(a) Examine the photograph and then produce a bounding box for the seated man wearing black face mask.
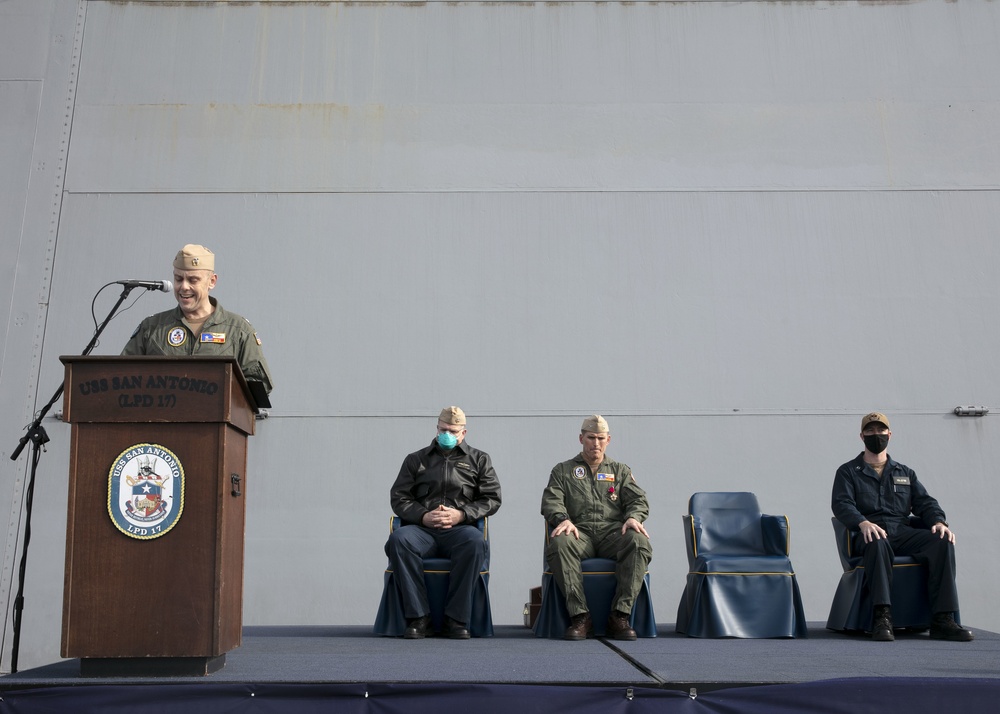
[832,411,973,643]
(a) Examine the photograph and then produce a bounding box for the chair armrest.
[682,514,699,567]
[830,516,857,569]
[760,514,790,556]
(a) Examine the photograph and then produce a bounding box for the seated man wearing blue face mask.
[385,406,502,639]
[832,411,973,643]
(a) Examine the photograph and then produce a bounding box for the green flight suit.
[122,297,273,393]
[540,453,652,617]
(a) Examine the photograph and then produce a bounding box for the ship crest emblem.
[108,444,185,540]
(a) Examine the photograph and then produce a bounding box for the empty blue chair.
[676,492,807,638]
[373,516,493,637]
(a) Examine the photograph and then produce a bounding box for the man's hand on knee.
[622,517,649,538]
[931,522,956,544]
[551,519,580,539]
[858,520,887,543]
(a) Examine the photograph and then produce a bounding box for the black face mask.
[863,433,889,454]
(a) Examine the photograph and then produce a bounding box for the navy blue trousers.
[385,524,487,625]
[854,525,960,614]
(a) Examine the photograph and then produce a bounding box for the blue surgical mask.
[437,431,458,450]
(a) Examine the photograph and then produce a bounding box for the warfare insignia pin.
[108,444,185,540]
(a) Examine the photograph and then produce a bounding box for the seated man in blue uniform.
[832,411,973,642]
[386,406,502,639]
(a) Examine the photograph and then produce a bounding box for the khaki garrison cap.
[439,406,467,426]
[581,414,609,433]
[173,244,215,271]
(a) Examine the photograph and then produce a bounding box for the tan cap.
[581,414,609,434]
[439,406,466,426]
[173,244,215,271]
[861,412,890,430]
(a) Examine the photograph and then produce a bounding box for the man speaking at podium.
[122,244,273,395]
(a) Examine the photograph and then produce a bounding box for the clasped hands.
[421,504,466,529]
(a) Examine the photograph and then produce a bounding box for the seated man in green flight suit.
[541,415,652,641]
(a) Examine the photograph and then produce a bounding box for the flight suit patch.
[168,328,187,347]
[201,332,226,344]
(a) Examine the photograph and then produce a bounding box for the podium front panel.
[59,357,255,661]
[62,422,247,658]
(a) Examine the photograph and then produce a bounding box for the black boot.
[443,616,471,640]
[404,615,431,639]
[930,612,974,642]
[871,605,894,642]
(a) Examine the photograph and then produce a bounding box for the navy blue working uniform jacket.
[832,453,947,535]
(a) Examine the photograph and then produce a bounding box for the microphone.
[116,279,173,292]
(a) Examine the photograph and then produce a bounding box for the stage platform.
[1,623,998,713]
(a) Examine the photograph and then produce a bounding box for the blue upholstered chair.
[826,517,946,633]
[373,516,494,637]
[532,523,657,638]
[675,492,808,638]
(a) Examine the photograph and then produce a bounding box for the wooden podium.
[60,356,259,676]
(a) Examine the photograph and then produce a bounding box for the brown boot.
[606,610,637,641]
[564,612,593,641]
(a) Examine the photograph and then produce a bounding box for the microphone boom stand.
[7,285,139,673]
